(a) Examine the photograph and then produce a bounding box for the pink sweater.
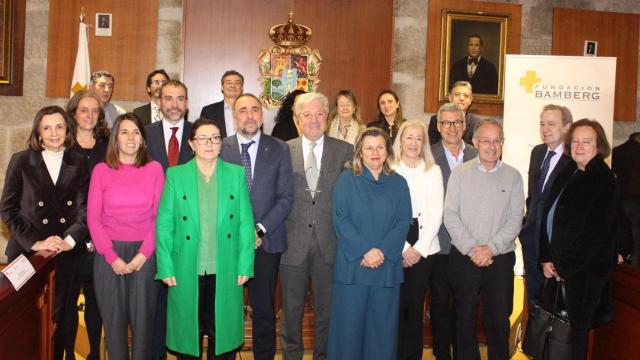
[88,161,165,264]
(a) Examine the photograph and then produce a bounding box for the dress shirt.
[162,118,185,153]
[302,134,324,171]
[476,157,503,173]
[542,143,564,190]
[443,141,466,171]
[467,56,482,77]
[151,102,162,123]
[224,101,236,136]
[236,131,261,176]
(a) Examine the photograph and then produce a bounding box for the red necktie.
[168,127,179,167]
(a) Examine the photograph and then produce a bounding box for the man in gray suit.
[429,102,478,360]
[279,93,353,360]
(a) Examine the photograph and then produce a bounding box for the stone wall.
[1,0,639,261]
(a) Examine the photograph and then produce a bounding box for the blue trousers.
[327,282,400,360]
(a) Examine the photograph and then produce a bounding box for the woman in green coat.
[155,118,255,359]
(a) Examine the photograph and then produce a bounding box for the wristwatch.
[255,224,265,238]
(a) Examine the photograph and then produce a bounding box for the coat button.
[308,224,312,228]
[312,201,316,205]
[230,195,234,200]
[183,195,187,200]
[230,214,234,219]
[67,200,73,206]
[38,201,44,207]
[186,235,190,240]
[42,219,48,224]
[227,234,231,238]
[183,216,187,221]
[60,218,66,224]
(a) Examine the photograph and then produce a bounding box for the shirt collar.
[302,134,324,147]
[237,131,261,145]
[475,157,503,173]
[548,142,564,156]
[162,118,184,129]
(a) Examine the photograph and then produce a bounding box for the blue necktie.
[241,141,255,190]
[538,150,556,194]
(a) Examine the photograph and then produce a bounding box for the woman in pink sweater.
[87,113,165,360]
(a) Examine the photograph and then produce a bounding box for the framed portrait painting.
[440,11,509,103]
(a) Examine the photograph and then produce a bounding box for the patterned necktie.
[538,150,556,194]
[154,108,162,123]
[241,140,255,190]
[306,142,319,198]
[168,127,179,167]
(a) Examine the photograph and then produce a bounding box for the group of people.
[0,66,628,360]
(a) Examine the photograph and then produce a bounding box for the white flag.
[70,22,91,97]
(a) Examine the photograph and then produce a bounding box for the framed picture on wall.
[439,11,509,104]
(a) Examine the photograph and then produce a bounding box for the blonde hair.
[392,119,436,171]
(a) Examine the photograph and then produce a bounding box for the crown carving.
[269,12,312,48]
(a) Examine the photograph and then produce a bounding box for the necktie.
[538,150,556,194]
[467,57,479,65]
[168,127,179,167]
[306,142,319,197]
[241,141,255,191]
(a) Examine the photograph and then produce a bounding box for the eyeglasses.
[193,135,222,145]
[477,138,504,146]
[439,120,464,128]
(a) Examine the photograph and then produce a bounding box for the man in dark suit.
[200,70,244,138]
[220,93,294,360]
[145,80,194,360]
[520,104,573,301]
[449,34,498,95]
[279,93,353,360]
[428,81,479,145]
[429,102,477,360]
[133,69,170,126]
[612,132,640,266]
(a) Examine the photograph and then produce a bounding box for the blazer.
[520,144,572,255]
[1,149,89,261]
[430,141,477,253]
[449,56,498,94]
[220,133,294,253]
[133,103,153,126]
[427,112,479,146]
[281,136,353,266]
[200,101,229,138]
[146,120,194,171]
[155,158,254,356]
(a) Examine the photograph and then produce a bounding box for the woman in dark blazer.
[368,89,405,144]
[540,119,619,360]
[65,90,109,360]
[1,106,89,360]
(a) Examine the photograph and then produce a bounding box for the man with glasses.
[444,119,524,359]
[90,70,126,128]
[280,93,353,360]
[134,69,170,126]
[428,81,479,145]
[428,102,477,359]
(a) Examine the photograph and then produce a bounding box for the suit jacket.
[612,139,640,198]
[146,120,194,171]
[200,101,229,138]
[1,149,89,261]
[133,103,153,126]
[520,144,573,260]
[427,112,479,145]
[430,141,477,253]
[155,158,254,356]
[281,136,353,266]
[220,133,294,253]
[449,56,498,94]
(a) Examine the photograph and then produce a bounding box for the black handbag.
[522,281,572,360]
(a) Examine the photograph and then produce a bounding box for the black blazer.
[1,149,89,261]
[449,56,498,94]
[539,156,618,279]
[145,120,194,171]
[133,103,152,126]
[200,100,228,138]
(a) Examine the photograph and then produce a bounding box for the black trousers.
[448,247,515,360]
[53,252,81,360]
[429,253,456,360]
[248,248,281,360]
[398,255,435,360]
[176,275,237,360]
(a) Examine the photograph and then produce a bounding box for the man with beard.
[133,69,170,126]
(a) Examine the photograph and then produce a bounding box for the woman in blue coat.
[327,127,413,360]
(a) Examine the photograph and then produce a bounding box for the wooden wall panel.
[46,0,158,101]
[183,0,394,122]
[552,8,639,122]
[424,0,522,116]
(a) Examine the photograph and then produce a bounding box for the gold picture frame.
[439,10,509,104]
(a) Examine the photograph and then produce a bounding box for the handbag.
[406,217,419,246]
[522,281,572,360]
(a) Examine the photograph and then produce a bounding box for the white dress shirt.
[302,134,324,171]
[223,101,236,136]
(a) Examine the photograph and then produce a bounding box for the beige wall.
[1,0,639,261]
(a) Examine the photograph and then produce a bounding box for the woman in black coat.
[540,118,619,360]
[1,106,89,360]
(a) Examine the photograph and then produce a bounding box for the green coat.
[155,158,254,356]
